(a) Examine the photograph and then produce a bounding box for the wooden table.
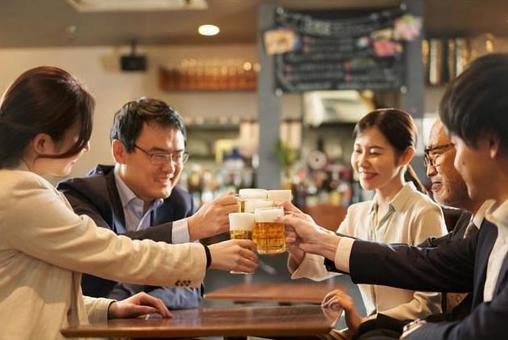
[61,305,341,339]
[204,282,340,304]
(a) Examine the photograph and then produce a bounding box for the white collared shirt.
[292,182,446,321]
[114,165,190,243]
[483,200,508,302]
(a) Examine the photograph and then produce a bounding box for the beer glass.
[243,199,273,213]
[238,188,268,212]
[253,207,286,255]
[267,189,293,202]
[228,212,255,274]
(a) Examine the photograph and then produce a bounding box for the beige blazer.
[0,168,207,340]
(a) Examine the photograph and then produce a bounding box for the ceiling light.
[198,25,220,36]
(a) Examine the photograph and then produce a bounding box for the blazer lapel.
[473,221,498,306]
[105,169,126,232]
[493,250,508,297]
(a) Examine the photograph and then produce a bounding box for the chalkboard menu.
[272,8,408,92]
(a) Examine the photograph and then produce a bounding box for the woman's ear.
[111,139,127,164]
[31,133,55,155]
[400,146,416,166]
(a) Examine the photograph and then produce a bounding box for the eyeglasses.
[423,143,455,168]
[134,144,189,166]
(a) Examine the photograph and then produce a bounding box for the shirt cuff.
[334,237,355,272]
[290,253,335,281]
[172,218,191,244]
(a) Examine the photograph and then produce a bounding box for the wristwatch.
[400,319,427,339]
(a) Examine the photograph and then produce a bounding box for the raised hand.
[208,239,258,273]
[279,201,316,224]
[322,289,365,334]
[108,292,172,319]
[279,201,317,266]
[188,192,239,240]
[280,213,340,260]
[285,224,306,267]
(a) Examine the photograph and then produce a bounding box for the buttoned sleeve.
[1,172,207,288]
[82,296,114,324]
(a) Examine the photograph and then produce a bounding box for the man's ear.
[31,133,55,155]
[400,146,416,166]
[488,134,501,159]
[112,139,127,164]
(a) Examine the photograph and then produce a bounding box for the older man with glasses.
[58,97,239,309]
[419,120,488,320]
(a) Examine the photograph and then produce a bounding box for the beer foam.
[244,199,274,213]
[238,188,268,199]
[267,190,292,202]
[229,212,255,230]
[254,207,284,223]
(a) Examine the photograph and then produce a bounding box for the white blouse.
[292,183,447,321]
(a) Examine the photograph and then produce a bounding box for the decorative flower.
[394,14,422,41]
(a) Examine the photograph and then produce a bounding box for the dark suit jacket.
[57,164,201,308]
[419,211,475,319]
[419,211,473,248]
[341,220,507,339]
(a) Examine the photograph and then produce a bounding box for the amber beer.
[229,213,255,240]
[253,207,286,255]
[229,212,255,274]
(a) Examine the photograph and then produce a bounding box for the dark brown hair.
[0,66,94,168]
[353,108,426,193]
[110,97,186,152]
[440,53,508,148]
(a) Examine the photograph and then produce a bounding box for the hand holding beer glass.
[228,212,255,274]
[232,189,291,256]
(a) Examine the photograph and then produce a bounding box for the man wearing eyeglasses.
[419,120,489,319]
[58,97,241,309]
[423,120,484,244]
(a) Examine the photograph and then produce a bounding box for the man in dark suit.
[418,120,485,318]
[349,119,486,336]
[58,97,238,309]
[284,53,508,339]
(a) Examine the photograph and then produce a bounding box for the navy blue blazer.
[57,164,201,308]
[342,219,507,339]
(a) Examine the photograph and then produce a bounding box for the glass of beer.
[228,212,255,274]
[237,188,268,212]
[267,189,293,202]
[253,207,286,255]
[243,199,273,213]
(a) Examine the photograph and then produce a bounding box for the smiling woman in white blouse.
[285,108,447,336]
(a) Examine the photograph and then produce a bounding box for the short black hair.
[110,97,186,152]
[439,53,508,148]
[0,66,94,168]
